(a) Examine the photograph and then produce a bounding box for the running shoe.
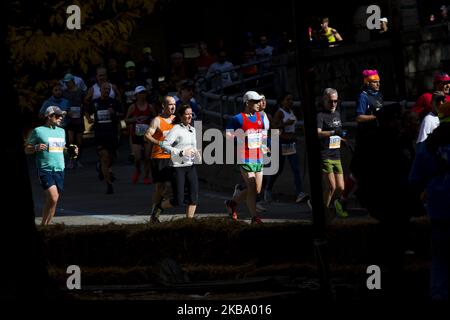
[296,192,310,203]
[150,215,161,224]
[224,200,238,221]
[334,199,349,218]
[251,216,263,224]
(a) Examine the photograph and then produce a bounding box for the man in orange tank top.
[144,96,176,223]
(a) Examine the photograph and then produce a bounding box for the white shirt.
[162,124,200,167]
[417,112,440,143]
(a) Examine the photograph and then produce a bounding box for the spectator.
[206,50,237,92]
[138,46,160,90]
[315,17,343,47]
[167,52,189,92]
[195,41,216,76]
[255,34,274,71]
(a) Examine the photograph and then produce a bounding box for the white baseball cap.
[134,86,146,94]
[243,91,263,103]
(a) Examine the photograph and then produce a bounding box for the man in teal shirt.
[25,106,77,226]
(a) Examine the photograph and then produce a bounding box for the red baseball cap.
[434,72,450,82]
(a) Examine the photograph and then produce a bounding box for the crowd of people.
[22,19,450,299]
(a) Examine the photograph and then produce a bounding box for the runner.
[317,88,348,218]
[144,96,176,223]
[25,106,77,225]
[85,82,123,194]
[264,91,309,204]
[224,91,265,224]
[154,105,201,219]
[125,86,156,184]
[62,73,85,169]
[232,94,271,213]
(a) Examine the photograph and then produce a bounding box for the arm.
[161,126,182,157]
[356,114,377,123]
[125,104,136,124]
[112,84,122,103]
[25,131,47,154]
[271,110,283,129]
[332,29,343,41]
[84,87,94,105]
[144,117,161,144]
[355,93,376,123]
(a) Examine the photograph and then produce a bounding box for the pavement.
[28,136,368,226]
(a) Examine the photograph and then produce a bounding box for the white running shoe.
[296,192,309,203]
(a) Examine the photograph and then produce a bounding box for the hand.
[183,148,195,158]
[35,143,47,152]
[333,129,345,137]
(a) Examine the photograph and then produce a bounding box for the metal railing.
[196,56,415,130]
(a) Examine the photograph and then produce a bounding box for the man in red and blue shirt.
[225,91,265,224]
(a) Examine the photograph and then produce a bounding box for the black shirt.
[317,110,343,160]
[88,97,122,139]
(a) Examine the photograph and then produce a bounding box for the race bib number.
[47,137,65,153]
[247,132,262,149]
[135,123,149,136]
[97,110,111,123]
[281,143,296,155]
[125,91,135,104]
[329,135,341,149]
[70,106,81,118]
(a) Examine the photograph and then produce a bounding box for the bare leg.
[41,186,59,226]
[240,169,257,218]
[323,173,336,208]
[186,205,196,218]
[99,149,112,184]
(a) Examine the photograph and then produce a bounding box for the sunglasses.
[52,114,63,119]
[329,100,338,104]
